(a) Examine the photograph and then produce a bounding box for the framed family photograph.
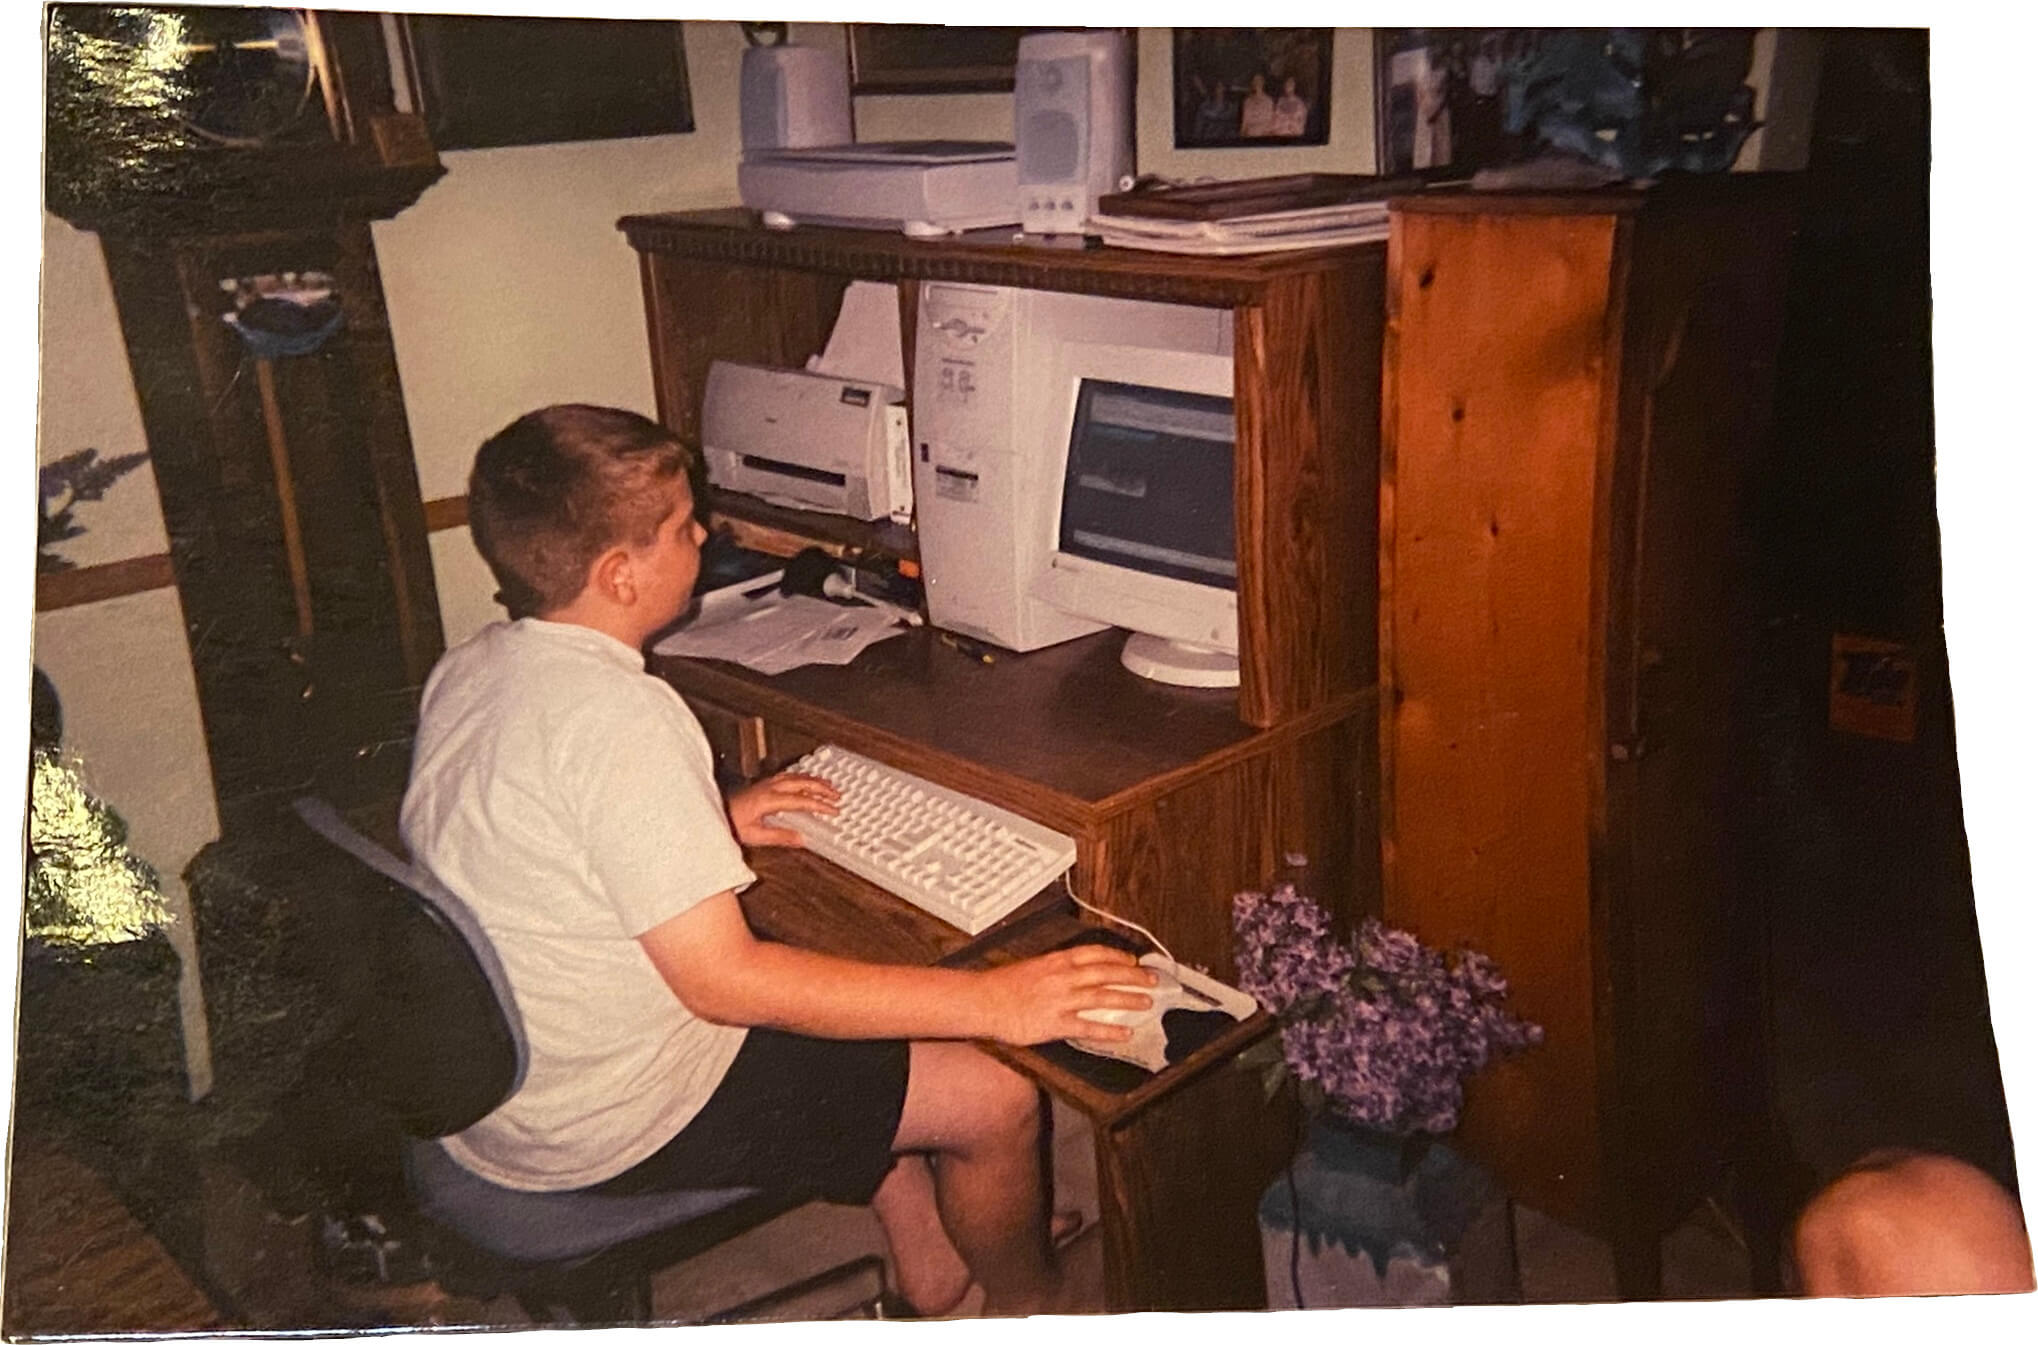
[1374,28,1542,175]
[845,24,1029,95]
[1172,28,1333,149]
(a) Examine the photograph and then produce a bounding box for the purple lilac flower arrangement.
[1232,874,1543,1136]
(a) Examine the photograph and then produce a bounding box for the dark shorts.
[592,1029,911,1206]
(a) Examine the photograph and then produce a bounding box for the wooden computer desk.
[654,626,1373,982]
[654,628,1340,1311]
[735,847,1288,1315]
[619,212,1386,1309]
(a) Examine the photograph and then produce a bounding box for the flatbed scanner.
[738,140,1020,237]
[701,360,913,522]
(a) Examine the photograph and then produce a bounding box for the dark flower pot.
[1258,1116,1495,1307]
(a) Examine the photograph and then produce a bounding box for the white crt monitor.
[1027,340,1240,687]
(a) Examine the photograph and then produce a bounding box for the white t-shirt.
[401,618,756,1191]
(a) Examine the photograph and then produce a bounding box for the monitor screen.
[1023,333,1240,684]
[1057,379,1237,591]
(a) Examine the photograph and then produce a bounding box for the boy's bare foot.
[1043,1219,1105,1315]
[893,1255,973,1318]
[980,1220,1105,1318]
[897,1209,1087,1317]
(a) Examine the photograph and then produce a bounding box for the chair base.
[422,1208,890,1326]
[703,1254,891,1325]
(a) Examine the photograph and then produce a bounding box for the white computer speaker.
[1015,30,1134,235]
[740,44,853,153]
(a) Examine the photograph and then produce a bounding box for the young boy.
[401,404,1149,1316]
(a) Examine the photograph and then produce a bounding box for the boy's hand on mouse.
[728,772,839,848]
[975,945,1157,1047]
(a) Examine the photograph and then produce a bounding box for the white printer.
[701,360,913,523]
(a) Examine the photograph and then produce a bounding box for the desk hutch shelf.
[621,210,1389,980]
[619,209,1385,733]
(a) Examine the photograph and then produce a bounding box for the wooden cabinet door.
[1381,205,1625,1232]
[1382,185,1797,1286]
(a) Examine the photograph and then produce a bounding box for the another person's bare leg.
[891,1041,1082,1315]
[1793,1149,2035,1296]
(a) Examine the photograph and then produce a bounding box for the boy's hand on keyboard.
[977,946,1157,1047]
[728,772,841,848]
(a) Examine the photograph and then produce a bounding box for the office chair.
[287,797,888,1325]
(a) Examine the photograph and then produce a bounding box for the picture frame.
[398,15,693,151]
[1373,28,1541,175]
[845,25,1029,95]
[1171,29,1333,150]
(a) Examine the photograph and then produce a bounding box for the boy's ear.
[587,545,635,606]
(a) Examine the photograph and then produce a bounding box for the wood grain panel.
[1,1135,222,1335]
[99,224,440,801]
[739,848,963,969]
[1380,209,1621,1229]
[333,218,445,686]
[1231,259,1383,727]
[638,253,848,446]
[1092,709,1371,978]
[1095,754,1267,976]
[621,209,1369,309]
[690,696,768,786]
[1093,1051,1296,1311]
[1603,193,1799,1239]
[35,553,178,611]
[656,630,1257,824]
[422,495,467,531]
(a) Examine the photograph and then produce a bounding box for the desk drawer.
[690,697,769,786]
[689,696,822,785]
[757,719,821,778]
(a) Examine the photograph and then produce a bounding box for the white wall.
[1744,27,1824,172]
[39,216,171,566]
[372,20,750,645]
[429,528,506,651]
[35,213,219,1099]
[382,21,1010,645]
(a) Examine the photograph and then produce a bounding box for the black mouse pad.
[1035,1006,1239,1092]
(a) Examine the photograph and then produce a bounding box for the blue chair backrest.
[291,797,527,1138]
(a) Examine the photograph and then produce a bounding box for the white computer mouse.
[1066,954,1258,1074]
[1077,965,1179,1030]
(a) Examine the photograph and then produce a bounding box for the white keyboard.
[766,744,1076,934]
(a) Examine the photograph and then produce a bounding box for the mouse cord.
[1061,872,1179,974]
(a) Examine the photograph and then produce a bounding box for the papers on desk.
[654,589,909,675]
[1091,199,1391,256]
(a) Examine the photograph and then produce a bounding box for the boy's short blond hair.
[468,405,703,618]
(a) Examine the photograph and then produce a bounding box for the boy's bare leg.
[871,1154,1090,1313]
[869,1155,972,1314]
[891,1041,1075,1315]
